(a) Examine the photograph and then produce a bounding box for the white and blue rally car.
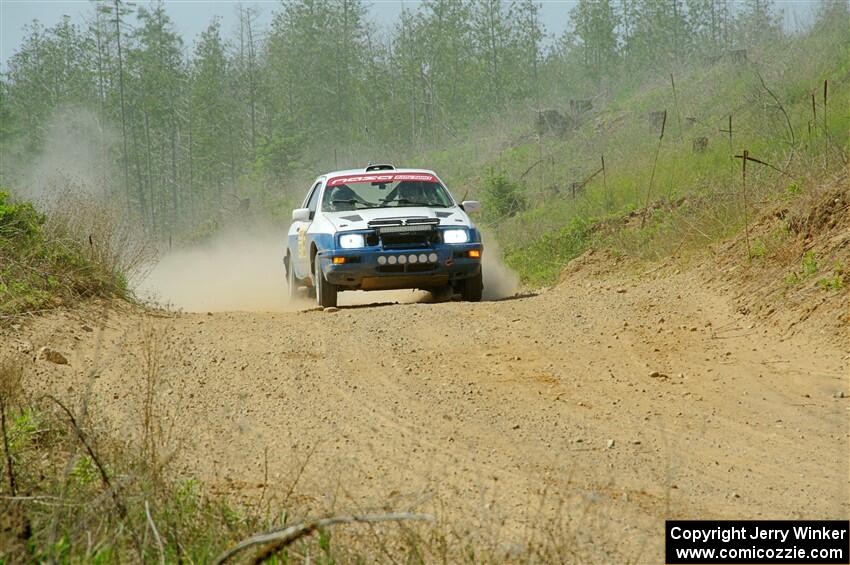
[285,164,483,307]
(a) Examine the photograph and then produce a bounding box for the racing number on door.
[297,227,307,258]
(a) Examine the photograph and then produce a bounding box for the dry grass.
[45,185,155,291]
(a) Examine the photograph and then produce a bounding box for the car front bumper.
[317,243,483,291]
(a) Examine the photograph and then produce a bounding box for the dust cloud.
[137,229,429,312]
[138,229,291,312]
[11,107,116,203]
[139,228,519,312]
[481,234,520,300]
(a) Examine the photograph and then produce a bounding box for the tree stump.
[730,49,748,63]
[570,99,593,115]
[648,111,666,130]
[535,109,569,138]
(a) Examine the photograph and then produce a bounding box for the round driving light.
[409,254,418,264]
[377,255,387,265]
[388,255,397,265]
[428,253,438,263]
[398,254,407,264]
[418,254,428,263]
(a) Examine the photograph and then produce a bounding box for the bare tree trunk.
[188,99,195,220]
[130,117,149,227]
[144,111,157,233]
[246,9,257,151]
[114,0,140,221]
[489,6,500,106]
[93,10,109,184]
[229,132,237,200]
[170,121,179,232]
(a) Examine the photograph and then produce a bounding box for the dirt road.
[12,259,849,561]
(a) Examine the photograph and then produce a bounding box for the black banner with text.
[666,520,849,564]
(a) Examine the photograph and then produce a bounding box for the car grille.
[368,217,440,249]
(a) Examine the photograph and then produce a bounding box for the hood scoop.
[340,214,363,222]
[435,211,453,218]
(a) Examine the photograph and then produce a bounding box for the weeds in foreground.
[0,328,633,564]
[816,262,845,291]
[785,250,820,286]
[749,238,768,259]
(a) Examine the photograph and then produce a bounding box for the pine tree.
[472,0,517,108]
[623,0,691,67]
[131,1,184,232]
[571,0,620,77]
[513,0,545,104]
[735,0,780,46]
[190,19,235,213]
[685,0,729,55]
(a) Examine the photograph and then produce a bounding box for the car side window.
[306,182,322,215]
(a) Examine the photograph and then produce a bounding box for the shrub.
[0,189,139,316]
[785,251,822,286]
[482,172,527,221]
[0,191,44,240]
[505,216,597,285]
[817,261,845,291]
[749,238,768,259]
[800,251,819,277]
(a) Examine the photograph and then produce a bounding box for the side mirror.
[292,208,311,222]
[461,200,481,213]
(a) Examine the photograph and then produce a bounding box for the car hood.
[323,207,470,231]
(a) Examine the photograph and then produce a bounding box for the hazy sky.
[1,0,818,71]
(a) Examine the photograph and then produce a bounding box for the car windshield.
[321,174,454,212]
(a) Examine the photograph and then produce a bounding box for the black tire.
[314,258,338,308]
[459,270,483,302]
[286,253,298,302]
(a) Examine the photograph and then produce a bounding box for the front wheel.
[428,286,453,303]
[314,258,338,308]
[458,271,483,302]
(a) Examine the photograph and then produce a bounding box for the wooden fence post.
[741,149,751,261]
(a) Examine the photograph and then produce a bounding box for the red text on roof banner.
[327,173,437,187]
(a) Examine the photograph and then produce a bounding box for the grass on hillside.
[358,11,849,286]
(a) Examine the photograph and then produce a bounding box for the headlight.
[339,233,366,248]
[442,229,469,244]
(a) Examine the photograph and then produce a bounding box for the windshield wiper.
[331,199,379,209]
